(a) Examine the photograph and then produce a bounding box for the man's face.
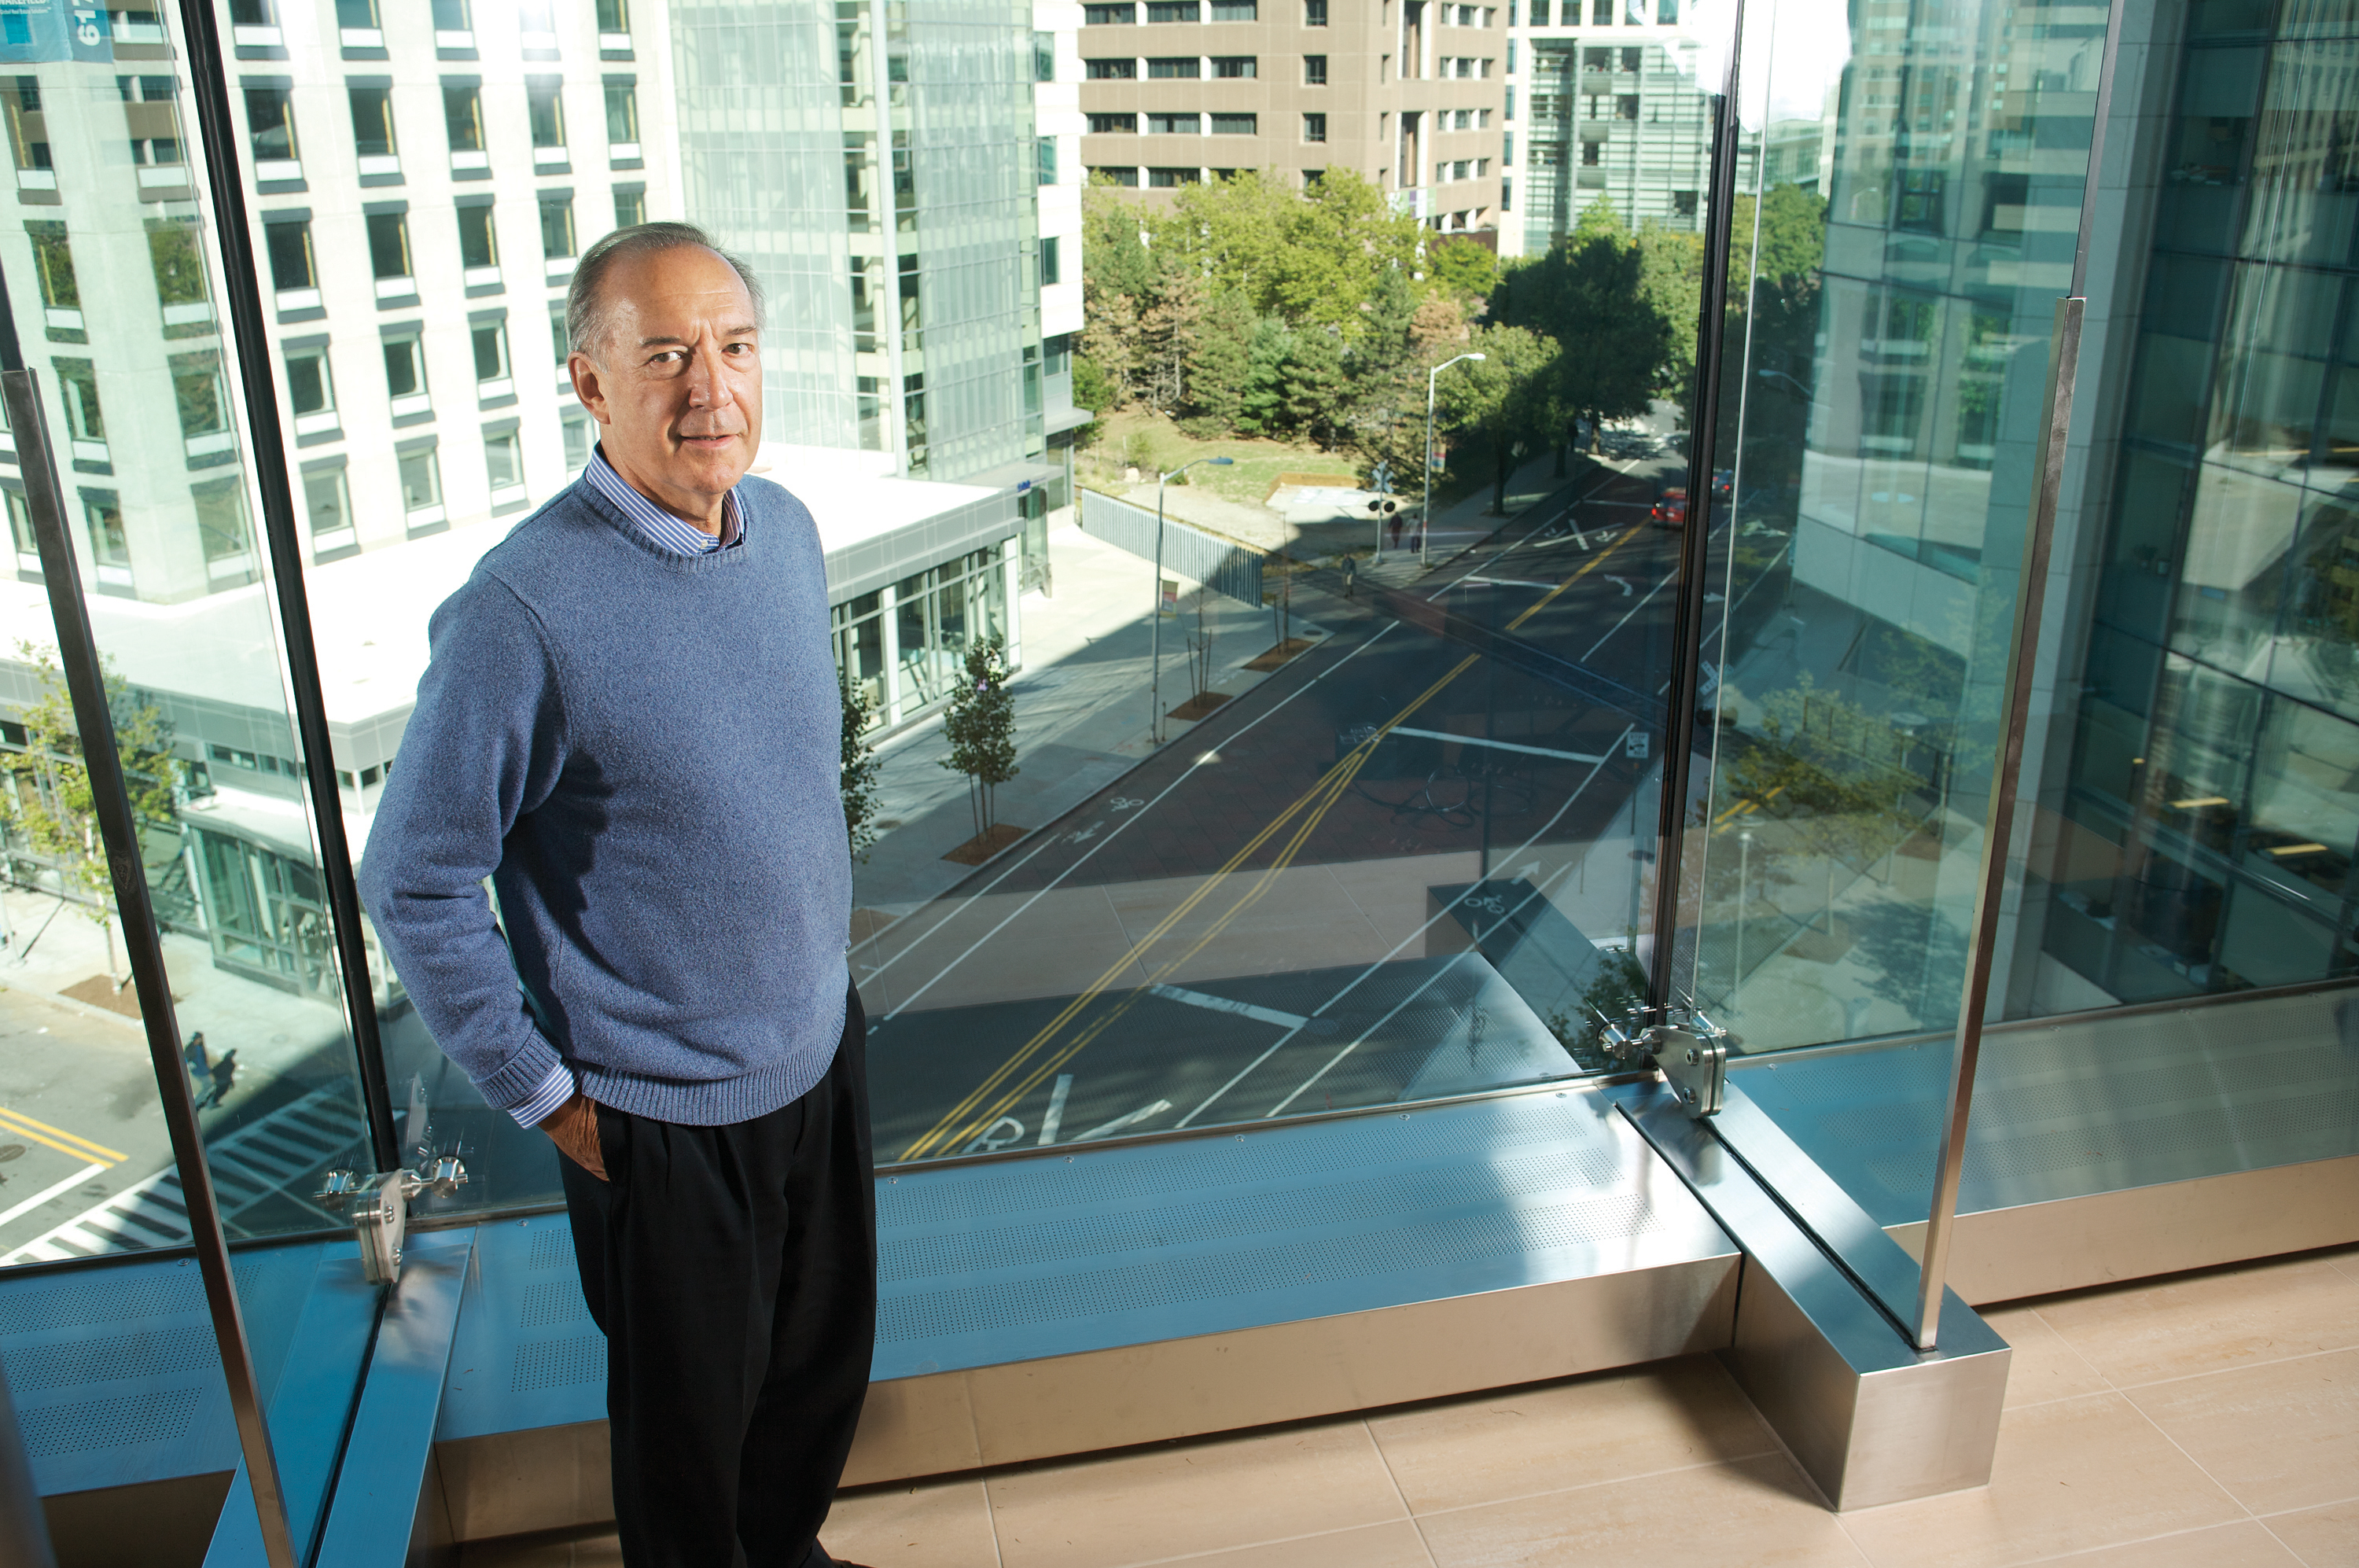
[571,245,763,529]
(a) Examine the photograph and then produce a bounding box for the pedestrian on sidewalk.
[201,1049,237,1110]
[1342,554,1356,600]
[182,1030,210,1094]
[359,223,874,1568]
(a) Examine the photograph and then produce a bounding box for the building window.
[399,446,443,521]
[1147,111,1200,134]
[349,84,396,157]
[384,333,427,403]
[595,0,626,31]
[55,359,104,445]
[263,219,315,295]
[1673,188,1696,216]
[1211,54,1255,76]
[192,480,250,572]
[527,76,565,149]
[285,346,334,421]
[1037,134,1057,184]
[1091,164,1140,186]
[28,222,79,311]
[485,429,524,497]
[244,86,296,164]
[444,83,484,151]
[1088,112,1138,133]
[1617,92,1637,118]
[550,303,569,368]
[1581,138,1601,164]
[539,193,575,258]
[605,81,638,142]
[1034,30,1055,80]
[303,467,352,556]
[458,203,498,267]
[1210,112,1256,134]
[562,410,593,470]
[1303,53,1327,83]
[83,491,128,575]
[1041,235,1062,286]
[613,185,645,226]
[1302,112,1326,142]
[1082,1,1135,20]
[1147,166,1199,186]
[1146,56,1200,76]
[1209,0,1256,16]
[1084,57,1137,78]
[1500,175,1511,210]
[431,0,468,30]
[366,210,410,282]
[472,320,510,384]
[1145,0,1198,18]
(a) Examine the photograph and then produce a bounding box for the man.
[359,223,874,1568]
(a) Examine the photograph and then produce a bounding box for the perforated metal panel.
[510,1335,605,1393]
[5,1325,219,1390]
[17,1389,203,1456]
[518,1280,591,1331]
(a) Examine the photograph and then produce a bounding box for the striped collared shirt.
[584,445,745,555]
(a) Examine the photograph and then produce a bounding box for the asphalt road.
[867,447,1738,1165]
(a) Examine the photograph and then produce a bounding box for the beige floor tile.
[986,1420,1408,1568]
[1367,1356,1776,1514]
[1981,1305,2110,1409]
[2037,1521,2305,1566]
[2129,1350,2359,1516]
[1837,1393,2242,1568]
[457,1530,621,1567]
[826,1478,1002,1568]
[2264,1496,2359,1567]
[2033,1257,2359,1388]
[1144,1519,1437,1568]
[1419,1452,1864,1567]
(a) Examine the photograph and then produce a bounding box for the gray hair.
[565,221,766,364]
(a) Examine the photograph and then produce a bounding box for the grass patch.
[1076,412,1361,511]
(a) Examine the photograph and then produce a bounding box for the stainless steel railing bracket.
[1602,1006,1731,1117]
[316,1157,467,1286]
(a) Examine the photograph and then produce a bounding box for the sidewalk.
[848,519,1330,915]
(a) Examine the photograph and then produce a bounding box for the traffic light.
[1367,498,1399,516]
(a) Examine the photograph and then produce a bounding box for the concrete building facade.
[1076,0,1507,239]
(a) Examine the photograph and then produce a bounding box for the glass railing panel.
[1680,0,2117,1054]
[0,27,380,1271]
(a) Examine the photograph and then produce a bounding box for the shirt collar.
[585,446,743,554]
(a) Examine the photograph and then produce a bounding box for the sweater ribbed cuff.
[508,1060,579,1128]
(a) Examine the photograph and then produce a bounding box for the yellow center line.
[0,1106,127,1165]
[897,524,1644,1163]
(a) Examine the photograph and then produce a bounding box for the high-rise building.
[1076,0,1507,240]
[1499,0,1734,258]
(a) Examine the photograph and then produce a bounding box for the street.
[860,442,1744,1163]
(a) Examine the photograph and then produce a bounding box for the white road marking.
[1149,984,1316,1032]
[1075,1099,1173,1143]
[1581,572,1673,661]
[1036,1074,1073,1146]
[1386,727,1607,765]
[876,623,1400,1021]
[0,1162,105,1229]
[1176,727,1632,1130]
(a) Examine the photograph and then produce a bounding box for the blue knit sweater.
[358,474,852,1127]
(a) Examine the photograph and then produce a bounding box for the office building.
[1077,0,1507,238]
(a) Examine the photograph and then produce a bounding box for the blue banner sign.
[0,0,114,62]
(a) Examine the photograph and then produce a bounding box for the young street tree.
[839,675,883,863]
[5,641,179,989]
[940,635,1018,840]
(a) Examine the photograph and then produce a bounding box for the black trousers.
[561,985,875,1568]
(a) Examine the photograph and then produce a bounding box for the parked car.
[1712,467,1734,499]
[1651,487,1689,528]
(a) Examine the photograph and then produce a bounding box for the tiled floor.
[463,1243,2359,1567]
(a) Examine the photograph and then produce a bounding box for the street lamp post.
[1424,352,1486,568]
[1151,455,1232,744]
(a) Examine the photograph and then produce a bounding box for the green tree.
[840,675,883,863]
[1283,326,1351,448]
[1494,227,1673,454]
[1236,316,1295,436]
[1437,322,1562,513]
[1183,288,1255,434]
[4,642,178,989]
[1636,222,1706,405]
[940,635,1018,838]
[1428,237,1498,301]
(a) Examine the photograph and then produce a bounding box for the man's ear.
[570,353,613,427]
